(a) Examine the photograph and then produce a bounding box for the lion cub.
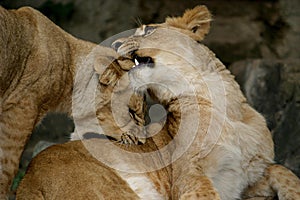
[113,5,300,200]
[16,58,171,200]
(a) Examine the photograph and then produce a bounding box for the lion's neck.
[54,38,97,114]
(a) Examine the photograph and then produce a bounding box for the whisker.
[134,17,143,27]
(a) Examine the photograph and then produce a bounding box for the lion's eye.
[144,26,156,36]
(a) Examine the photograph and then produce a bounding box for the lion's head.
[111,6,218,100]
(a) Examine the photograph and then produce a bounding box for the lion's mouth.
[132,55,154,68]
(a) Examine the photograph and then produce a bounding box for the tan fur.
[0,6,136,198]
[243,165,300,200]
[70,57,146,144]
[16,60,171,199]
[165,5,212,41]
[15,5,300,200]
[114,5,300,200]
[95,59,147,143]
[16,140,141,200]
[16,137,173,199]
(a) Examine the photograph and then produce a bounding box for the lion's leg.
[120,93,146,144]
[265,164,300,200]
[0,98,39,199]
[242,172,275,200]
[243,164,300,200]
[173,168,221,200]
[180,176,220,200]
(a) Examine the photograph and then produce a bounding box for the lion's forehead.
[132,28,203,51]
[134,36,213,70]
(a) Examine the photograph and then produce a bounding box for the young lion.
[113,5,300,199]
[16,57,171,200]
[0,6,142,198]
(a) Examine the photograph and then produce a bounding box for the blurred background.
[1,0,299,194]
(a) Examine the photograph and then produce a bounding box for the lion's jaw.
[115,23,224,102]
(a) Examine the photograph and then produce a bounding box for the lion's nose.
[111,40,123,51]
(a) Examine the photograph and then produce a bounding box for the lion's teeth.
[134,59,139,66]
[132,65,136,68]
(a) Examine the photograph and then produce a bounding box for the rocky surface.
[230,59,300,176]
[1,0,299,195]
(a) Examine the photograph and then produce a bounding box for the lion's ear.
[165,5,212,41]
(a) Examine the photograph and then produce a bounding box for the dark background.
[1,0,299,193]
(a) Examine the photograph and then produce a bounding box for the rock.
[204,17,263,64]
[230,59,300,176]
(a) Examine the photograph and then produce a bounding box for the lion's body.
[17,123,172,199]
[17,136,177,200]
[16,139,170,200]
[0,6,123,198]
[124,41,275,199]
[114,5,300,200]
[16,140,140,200]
